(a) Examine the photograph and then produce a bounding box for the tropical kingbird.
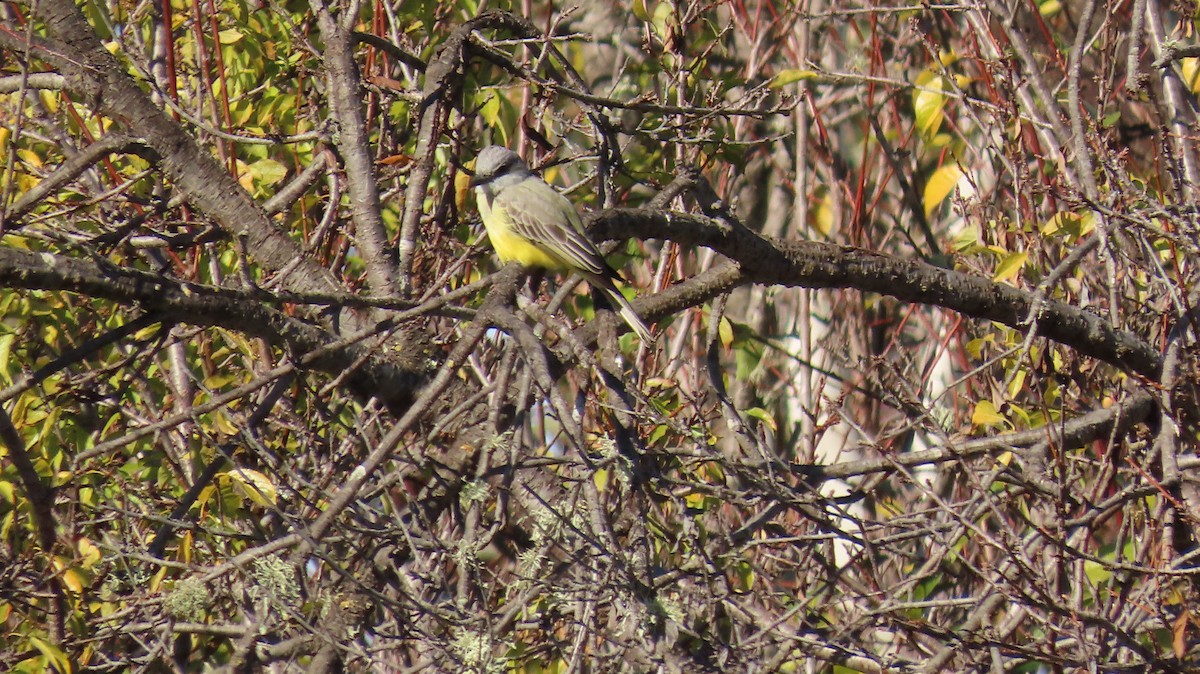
[470,145,652,342]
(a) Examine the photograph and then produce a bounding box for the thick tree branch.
[0,247,427,408]
[311,3,397,296]
[588,208,1163,379]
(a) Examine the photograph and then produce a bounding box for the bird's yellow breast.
[479,201,570,271]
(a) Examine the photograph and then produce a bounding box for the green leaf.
[951,224,984,253]
[734,339,764,382]
[480,93,502,127]
[923,164,961,217]
[648,424,669,446]
[27,635,71,673]
[735,560,755,591]
[1084,559,1112,585]
[248,158,288,187]
[650,2,673,40]
[745,407,777,432]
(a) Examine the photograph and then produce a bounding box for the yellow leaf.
[965,335,991,359]
[971,400,1005,428]
[1174,610,1188,659]
[455,169,471,211]
[1077,211,1096,237]
[196,484,217,514]
[150,565,168,593]
[923,164,962,217]
[1184,58,1200,94]
[133,322,160,340]
[217,28,243,43]
[17,148,43,169]
[238,163,255,192]
[0,333,15,385]
[913,71,947,139]
[810,186,834,237]
[212,410,238,435]
[62,566,87,594]
[1007,369,1027,399]
[992,250,1028,283]
[78,537,102,567]
[223,467,278,507]
[718,316,734,348]
[1041,211,1082,238]
[771,69,818,88]
[179,530,193,564]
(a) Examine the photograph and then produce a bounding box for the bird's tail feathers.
[609,288,653,343]
[586,273,653,342]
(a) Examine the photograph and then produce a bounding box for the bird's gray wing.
[496,178,609,277]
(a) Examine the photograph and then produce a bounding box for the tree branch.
[21,0,354,303]
[396,11,542,292]
[0,247,427,408]
[0,405,66,643]
[588,208,1163,379]
[311,2,397,296]
[2,133,151,226]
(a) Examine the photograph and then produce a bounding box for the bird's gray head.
[470,146,532,190]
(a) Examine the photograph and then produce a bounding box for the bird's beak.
[468,173,483,188]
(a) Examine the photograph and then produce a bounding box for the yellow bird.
[470,146,652,342]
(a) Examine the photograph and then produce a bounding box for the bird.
[469,145,652,342]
